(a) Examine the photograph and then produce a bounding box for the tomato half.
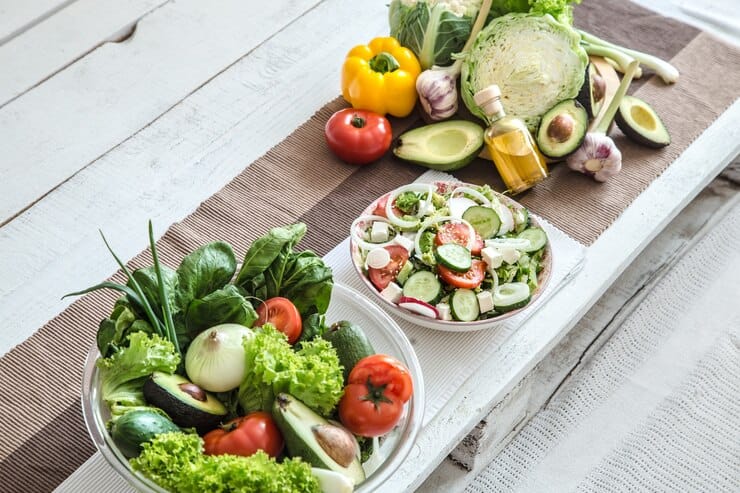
[203,411,284,458]
[349,354,413,403]
[325,109,392,165]
[435,223,483,255]
[367,245,409,290]
[256,297,302,344]
[438,259,486,289]
[338,382,404,437]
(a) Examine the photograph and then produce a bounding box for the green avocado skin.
[322,321,375,381]
[614,95,671,149]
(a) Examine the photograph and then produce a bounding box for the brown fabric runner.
[2,1,739,491]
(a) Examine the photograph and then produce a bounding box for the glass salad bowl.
[350,181,553,332]
[82,282,425,492]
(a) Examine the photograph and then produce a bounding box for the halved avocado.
[273,393,365,485]
[615,95,670,148]
[576,63,606,119]
[535,99,588,160]
[393,120,484,171]
[142,371,227,433]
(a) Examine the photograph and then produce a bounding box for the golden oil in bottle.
[474,85,548,194]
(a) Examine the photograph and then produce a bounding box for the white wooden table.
[1,1,738,491]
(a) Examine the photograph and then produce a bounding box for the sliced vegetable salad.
[351,182,549,323]
[73,222,416,492]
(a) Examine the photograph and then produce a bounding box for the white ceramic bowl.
[82,282,424,492]
[350,181,553,332]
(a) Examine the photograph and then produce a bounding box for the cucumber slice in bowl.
[398,297,439,319]
[493,282,531,312]
[516,227,547,252]
[435,243,472,272]
[462,205,501,239]
[402,271,442,304]
[450,289,480,322]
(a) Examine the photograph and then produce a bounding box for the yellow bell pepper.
[341,37,421,118]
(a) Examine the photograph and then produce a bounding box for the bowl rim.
[349,180,553,331]
[81,282,425,492]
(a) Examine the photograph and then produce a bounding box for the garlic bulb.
[566,133,622,182]
[416,69,458,121]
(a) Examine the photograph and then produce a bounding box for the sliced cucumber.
[435,243,472,272]
[516,227,547,252]
[450,289,480,321]
[402,271,442,303]
[396,260,414,286]
[462,206,501,239]
[493,282,531,312]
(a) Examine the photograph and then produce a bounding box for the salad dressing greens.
[352,182,548,322]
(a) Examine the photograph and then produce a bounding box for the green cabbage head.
[389,0,483,70]
[461,13,588,130]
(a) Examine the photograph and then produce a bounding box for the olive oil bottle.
[474,85,548,194]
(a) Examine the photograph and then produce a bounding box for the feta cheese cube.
[481,246,504,269]
[379,282,403,303]
[370,221,390,243]
[418,199,435,216]
[476,291,495,313]
[501,247,521,265]
[436,302,452,321]
[394,234,415,253]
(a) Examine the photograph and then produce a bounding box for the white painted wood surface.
[0,0,738,491]
[0,0,75,44]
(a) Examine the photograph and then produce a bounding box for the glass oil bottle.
[474,85,548,194]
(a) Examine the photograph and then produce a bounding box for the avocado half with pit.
[393,120,484,171]
[273,393,365,485]
[535,99,588,160]
[615,95,671,148]
[143,371,227,433]
[576,63,606,119]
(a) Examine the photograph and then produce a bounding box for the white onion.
[185,323,254,392]
[350,215,397,251]
[450,186,491,206]
[484,238,531,250]
[489,198,515,235]
[385,184,436,229]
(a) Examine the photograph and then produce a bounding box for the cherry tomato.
[438,259,487,289]
[435,223,484,256]
[367,245,409,290]
[256,297,302,344]
[372,193,403,219]
[339,382,404,437]
[325,108,392,165]
[203,411,284,458]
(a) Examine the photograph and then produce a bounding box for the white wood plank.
[0,0,322,226]
[0,0,170,106]
[0,0,75,45]
[0,0,388,355]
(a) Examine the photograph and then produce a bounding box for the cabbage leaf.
[461,13,588,130]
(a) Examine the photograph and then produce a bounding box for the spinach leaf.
[235,223,306,284]
[295,313,328,348]
[185,285,258,336]
[275,251,333,316]
[128,266,179,319]
[176,242,237,306]
[96,298,155,356]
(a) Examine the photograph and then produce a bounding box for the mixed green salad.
[351,182,549,323]
[71,222,415,492]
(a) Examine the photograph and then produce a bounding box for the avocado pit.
[312,424,356,468]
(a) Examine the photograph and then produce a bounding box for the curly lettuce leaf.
[97,332,180,419]
[461,13,588,130]
[238,325,344,416]
[131,432,320,493]
[489,0,581,24]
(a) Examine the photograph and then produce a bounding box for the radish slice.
[398,297,439,319]
[366,247,391,269]
[350,215,398,251]
[447,196,477,219]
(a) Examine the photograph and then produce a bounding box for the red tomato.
[203,412,284,458]
[339,382,404,437]
[372,193,403,219]
[435,223,484,255]
[438,259,486,289]
[367,245,409,290]
[256,297,302,344]
[325,109,392,165]
[350,354,413,402]
[338,354,413,437]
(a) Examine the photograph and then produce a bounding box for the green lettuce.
[237,325,344,416]
[131,432,320,492]
[97,332,180,419]
[461,13,588,130]
[489,0,581,25]
[389,0,483,69]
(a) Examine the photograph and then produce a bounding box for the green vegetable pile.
[131,432,320,493]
